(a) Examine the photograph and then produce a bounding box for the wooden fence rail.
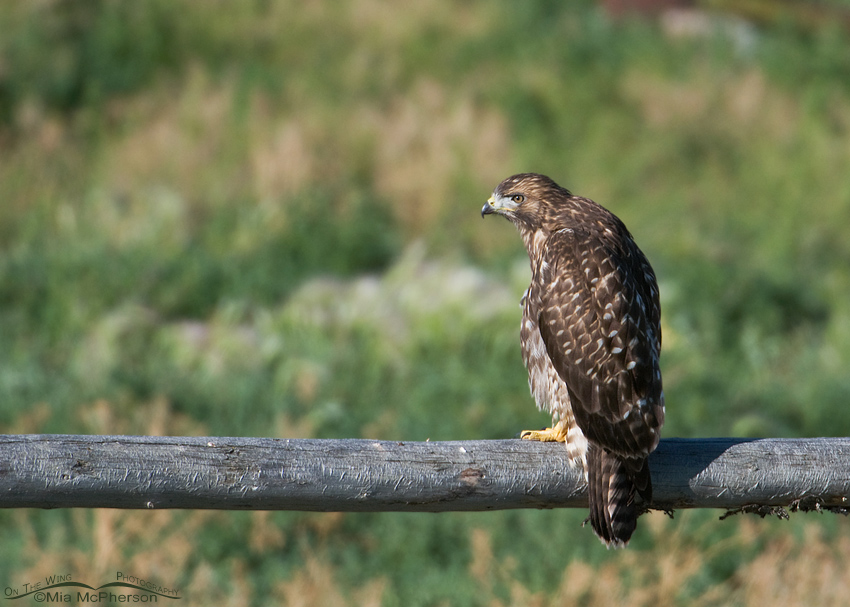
[1,435,848,515]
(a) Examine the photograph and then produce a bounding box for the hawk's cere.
[482,173,664,547]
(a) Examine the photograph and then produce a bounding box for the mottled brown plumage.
[482,173,664,547]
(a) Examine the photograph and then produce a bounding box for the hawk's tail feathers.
[586,445,649,548]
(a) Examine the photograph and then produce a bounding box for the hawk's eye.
[511,194,525,204]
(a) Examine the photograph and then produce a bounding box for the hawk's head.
[481,173,572,230]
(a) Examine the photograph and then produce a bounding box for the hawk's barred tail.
[586,444,646,547]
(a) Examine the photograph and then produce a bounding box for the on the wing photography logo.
[4,572,179,603]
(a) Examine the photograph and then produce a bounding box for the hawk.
[482,173,664,547]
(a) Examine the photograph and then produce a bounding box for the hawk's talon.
[519,419,569,443]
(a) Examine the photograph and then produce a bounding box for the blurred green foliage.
[1,1,850,605]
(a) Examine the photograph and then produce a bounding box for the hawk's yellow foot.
[520,419,569,442]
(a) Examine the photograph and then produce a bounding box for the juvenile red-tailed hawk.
[482,173,664,547]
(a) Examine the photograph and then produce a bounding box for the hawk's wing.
[533,226,663,460]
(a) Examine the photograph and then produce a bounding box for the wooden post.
[1,435,848,514]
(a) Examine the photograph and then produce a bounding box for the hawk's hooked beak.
[482,193,520,218]
[481,195,497,218]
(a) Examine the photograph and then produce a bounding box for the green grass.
[2,1,850,605]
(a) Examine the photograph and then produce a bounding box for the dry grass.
[463,512,704,607]
[275,555,387,607]
[101,67,243,207]
[461,514,850,607]
[89,69,513,250]
[621,67,800,141]
[366,78,512,234]
[710,522,850,607]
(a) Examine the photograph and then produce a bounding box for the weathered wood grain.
[1,435,848,512]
